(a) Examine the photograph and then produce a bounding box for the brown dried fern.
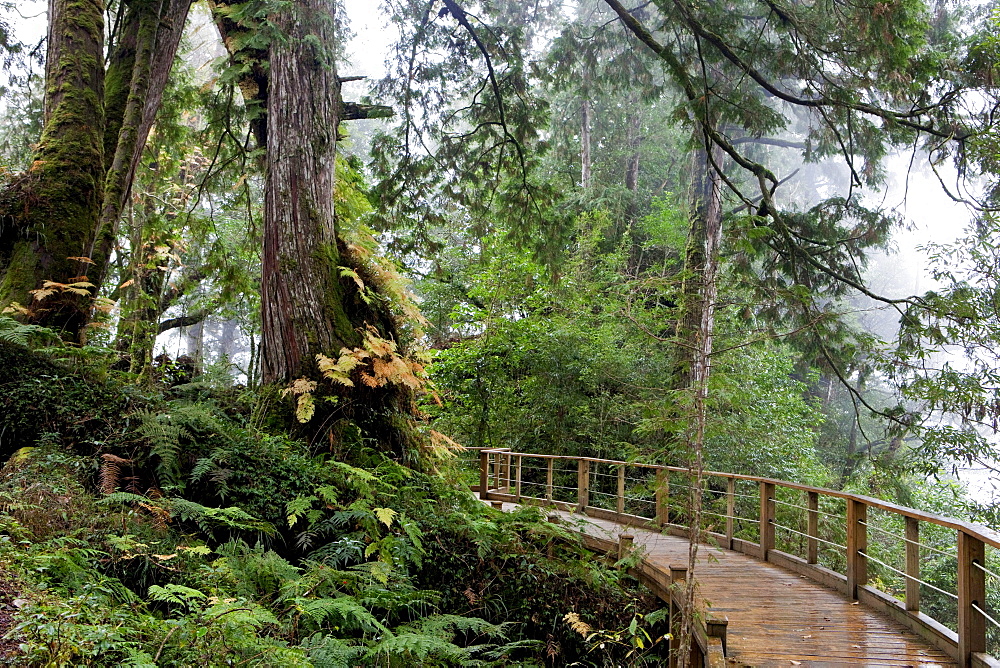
[99,453,132,494]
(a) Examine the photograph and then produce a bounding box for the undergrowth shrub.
[0,342,665,666]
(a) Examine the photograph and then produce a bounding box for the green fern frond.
[411,614,507,641]
[364,631,468,664]
[299,596,389,635]
[0,314,59,348]
[169,498,275,536]
[301,633,365,668]
[97,491,154,506]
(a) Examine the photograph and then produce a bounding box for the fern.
[148,583,208,609]
[412,614,508,641]
[301,633,366,668]
[299,596,388,635]
[169,498,275,536]
[99,453,132,494]
[214,540,300,601]
[0,314,59,347]
[137,410,191,488]
[97,491,155,506]
[364,631,468,664]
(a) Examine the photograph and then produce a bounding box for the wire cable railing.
[473,448,1000,665]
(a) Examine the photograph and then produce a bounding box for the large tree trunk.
[96,0,193,293]
[0,0,191,341]
[0,0,106,338]
[257,1,420,459]
[261,0,350,382]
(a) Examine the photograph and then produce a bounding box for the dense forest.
[2,0,1000,664]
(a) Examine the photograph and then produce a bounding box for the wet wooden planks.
[552,510,957,667]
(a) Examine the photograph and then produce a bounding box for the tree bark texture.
[672,138,724,393]
[0,0,191,341]
[261,0,351,383]
[625,109,641,192]
[95,0,193,292]
[0,0,106,337]
[676,136,724,668]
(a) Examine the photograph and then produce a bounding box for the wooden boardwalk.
[548,508,957,667]
[473,449,1000,666]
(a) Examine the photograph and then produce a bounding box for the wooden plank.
[705,637,726,668]
[959,531,987,665]
[858,584,959,661]
[502,453,511,493]
[514,455,522,502]
[765,549,849,596]
[906,515,920,612]
[846,498,867,599]
[492,452,500,492]
[807,490,819,564]
[973,653,1000,668]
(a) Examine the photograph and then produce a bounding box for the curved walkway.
[547,507,957,667]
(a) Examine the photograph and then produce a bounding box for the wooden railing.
[567,523,727,667]
[475,449,1000,668]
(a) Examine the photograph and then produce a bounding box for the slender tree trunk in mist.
[581,98,592,189]
[675,138,724,668]
[625,110,641,192]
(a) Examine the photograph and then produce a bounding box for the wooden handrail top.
[479,448,1000,550]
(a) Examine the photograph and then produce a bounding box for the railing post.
[546,459,554,502]
[668,564,687,668]
[905,516,920,612]
[807,491,819,564]
[617,464,626,515]
[759,481,775,560]
[706,615,728,655]
[958,530,986,666]
[479,450,489,500]
[846,499,867,599]
[503,453,511,493]
[577,459,590,512]
[725,477,735,548]
[656,469,669,527]
[515,455,522,502]
[492,451,500,492]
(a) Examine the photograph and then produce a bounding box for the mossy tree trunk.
[0,0,191,342]
[0,0,106,337]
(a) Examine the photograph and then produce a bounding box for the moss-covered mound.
[0,341,141,461]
